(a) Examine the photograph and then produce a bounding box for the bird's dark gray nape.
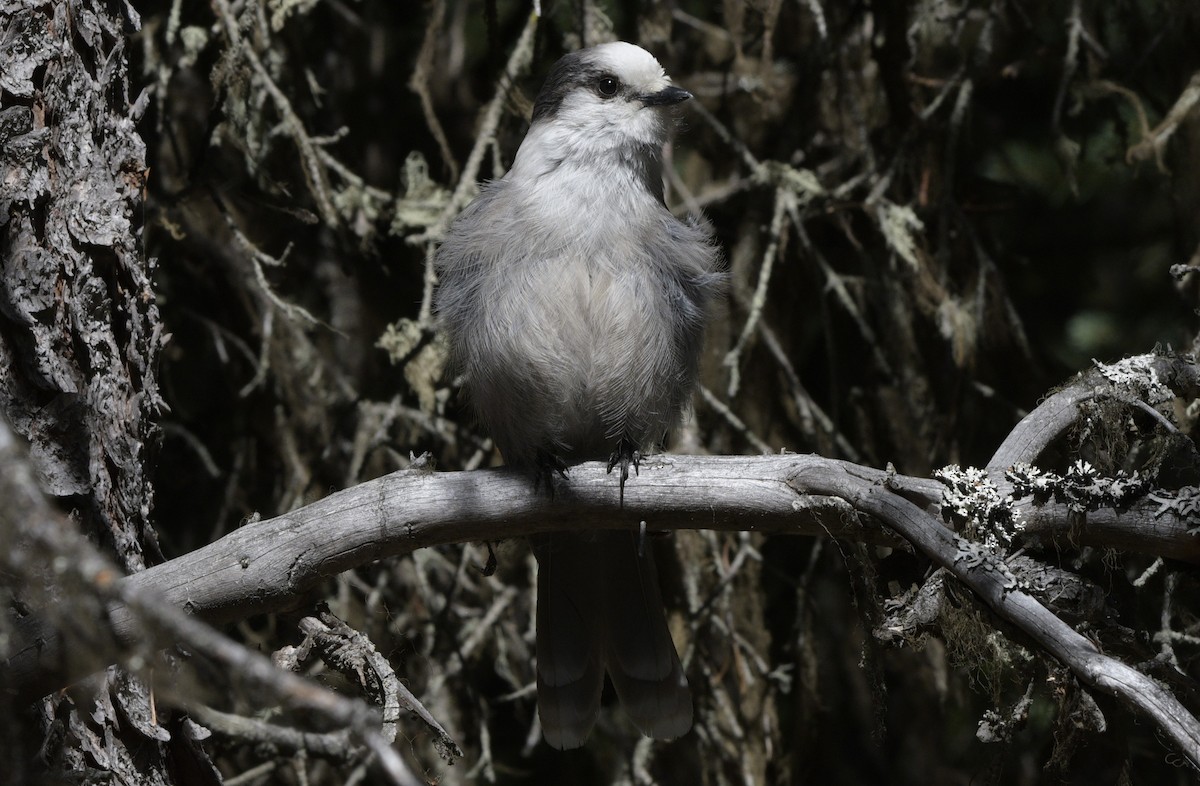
[532,50,605,123]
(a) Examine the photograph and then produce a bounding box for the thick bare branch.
[7,454,1197,725]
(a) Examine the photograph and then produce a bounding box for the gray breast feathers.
[434,180,722,466]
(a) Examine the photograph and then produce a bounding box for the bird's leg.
[606,437,641,507]
[534,449,570,498]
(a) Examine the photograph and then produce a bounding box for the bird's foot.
[534,450,570,498]
[606,439,641,507]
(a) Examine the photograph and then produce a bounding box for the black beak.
[640,85,693,107]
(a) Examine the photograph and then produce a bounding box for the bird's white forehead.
[587,42,667,85]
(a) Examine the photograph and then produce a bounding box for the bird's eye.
[597,76,620,98]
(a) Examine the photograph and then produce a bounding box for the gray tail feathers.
[533,531,692,749]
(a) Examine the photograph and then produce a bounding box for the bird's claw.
[534,450,569,497]
[606,439,641,507]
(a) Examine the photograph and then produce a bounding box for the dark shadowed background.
[2,1,1199,784]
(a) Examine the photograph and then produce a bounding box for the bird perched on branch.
[435,41,723,749]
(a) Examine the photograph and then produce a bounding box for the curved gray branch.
[989,353,1200,471]
[6,451,1200,770]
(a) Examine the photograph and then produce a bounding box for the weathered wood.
[5,450,1199,768]
[0,0,161,572]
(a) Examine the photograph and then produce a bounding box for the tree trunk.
[1,0,172,780]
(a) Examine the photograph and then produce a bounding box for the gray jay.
[434,42,723,749]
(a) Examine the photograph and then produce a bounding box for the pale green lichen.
[936,464,1024,552]
[876,200,925,269]
[377,319,446,415]
[754,161,826,205]
[1007,461,1148,513]
[391,152,451,235]
[1093,354,1172,404]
